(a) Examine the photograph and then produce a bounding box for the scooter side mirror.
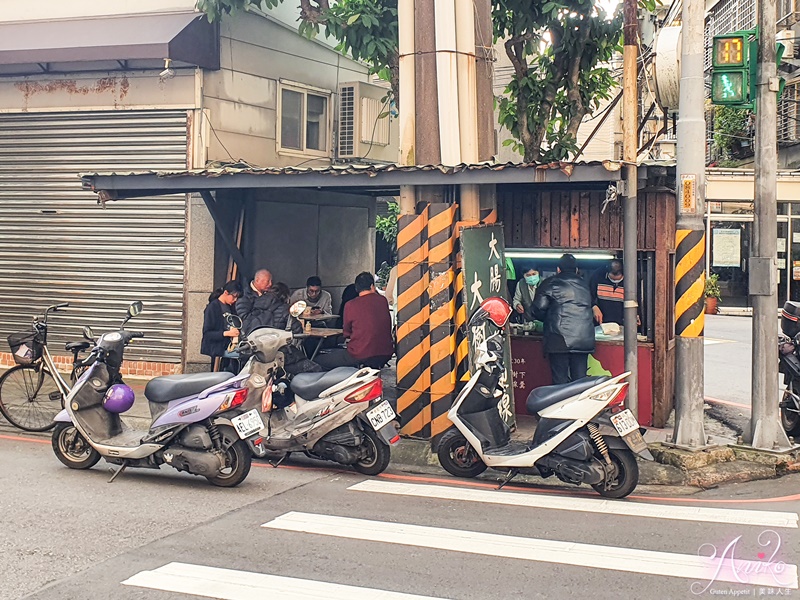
[289,301,307,318]
[128,301,143,318]
[83,326,95,341]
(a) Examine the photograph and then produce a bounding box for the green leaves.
[495,0,622,161]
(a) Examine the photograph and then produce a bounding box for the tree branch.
[299,0,328,23]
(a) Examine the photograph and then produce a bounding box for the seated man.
[315,272,394,370]
[235,268,283,336]
[290,276,333,315]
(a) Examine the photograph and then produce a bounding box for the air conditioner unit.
[337,81,399,163]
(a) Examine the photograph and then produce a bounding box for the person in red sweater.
[315,271,394,370]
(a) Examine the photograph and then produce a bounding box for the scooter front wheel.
[51,423,101,470]
[437,430,487,478]
[591,447,639,499]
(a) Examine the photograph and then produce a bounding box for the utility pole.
[750,0,793,451]
[622,0,639,419]
[672,0,709,448]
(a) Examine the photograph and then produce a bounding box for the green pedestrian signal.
[711,31,754,107]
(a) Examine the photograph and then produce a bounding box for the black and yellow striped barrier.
[428,203,458,439]
[396,207,431,438]
[675,229,706,337]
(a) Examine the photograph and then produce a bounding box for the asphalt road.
[2,428,799,600]
[704,315,766,436]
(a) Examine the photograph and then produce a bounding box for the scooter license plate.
[610,409,639,436]
[622,429,649,454]
[366,400,396,430]
[231,409,265,439]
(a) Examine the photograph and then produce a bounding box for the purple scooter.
[52,301,268,487]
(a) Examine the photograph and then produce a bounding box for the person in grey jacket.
[531,254,595,385]
[235,269,284,335]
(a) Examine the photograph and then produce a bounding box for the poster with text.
[460,224,516,428]
[712,228,741,268]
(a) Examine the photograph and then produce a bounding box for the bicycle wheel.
[0,364,63,432]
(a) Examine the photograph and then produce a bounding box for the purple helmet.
[103,384,135,414]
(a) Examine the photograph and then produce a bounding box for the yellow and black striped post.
[674,229,706,338]
[427,203,458,440]
[396,207,431,437]
[672,224,708,448]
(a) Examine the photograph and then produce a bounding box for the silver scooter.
[235,301,399,475]
[437,297,653,498]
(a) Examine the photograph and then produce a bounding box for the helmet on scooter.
[469,297,512,329]
[103,384,135,413]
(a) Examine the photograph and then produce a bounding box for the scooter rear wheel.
[207,434,252,488]
[437,430,487,478]
[591,447,639,499]
[51,423,101,470]
[353,425,391,476]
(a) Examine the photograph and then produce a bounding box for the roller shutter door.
[0,110,188,363]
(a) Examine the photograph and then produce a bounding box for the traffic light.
[711,31,755,107]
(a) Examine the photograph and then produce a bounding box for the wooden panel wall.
[497,185,666,252]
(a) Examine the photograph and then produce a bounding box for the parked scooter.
[437,297,654,498]
[778,301,800,436]
[235,301,399,475]
[52,301,268,487]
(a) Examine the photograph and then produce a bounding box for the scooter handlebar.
[129,331,145,339]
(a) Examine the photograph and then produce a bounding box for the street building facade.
[0,0,397,374]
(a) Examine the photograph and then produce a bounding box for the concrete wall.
[203,11,369,167]
[240,189,377,311]
[0,71,196,112]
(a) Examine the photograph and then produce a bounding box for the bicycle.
[0,303,94,432]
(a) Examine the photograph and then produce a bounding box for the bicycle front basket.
[7,331,42,365]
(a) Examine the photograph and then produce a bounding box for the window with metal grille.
[779,83,800,143]
[338,85,356,157]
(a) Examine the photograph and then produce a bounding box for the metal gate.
[0,110,188,363]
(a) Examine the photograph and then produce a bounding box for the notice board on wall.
[712,228,741,268]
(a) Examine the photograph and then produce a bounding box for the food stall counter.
[509,329,654,426]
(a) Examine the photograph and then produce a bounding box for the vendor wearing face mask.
[513,267,541,321]
[590,259,626,326]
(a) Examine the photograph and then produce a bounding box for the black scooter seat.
[526,376,609,415]
[65,341,91,352]
[145,372,234,404]
[291,367,358,399]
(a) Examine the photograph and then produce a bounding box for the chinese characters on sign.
[460,224,515,428]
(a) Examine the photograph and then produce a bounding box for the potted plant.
[705,273,721,314]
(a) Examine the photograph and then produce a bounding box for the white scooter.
[235,301,399,475]
[437,297,653,498]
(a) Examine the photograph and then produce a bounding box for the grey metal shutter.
[0,110,188,363]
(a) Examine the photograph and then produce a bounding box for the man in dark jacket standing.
[531,254,595,385]
[235,268,284,335]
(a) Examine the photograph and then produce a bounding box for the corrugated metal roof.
[82,159,623,180]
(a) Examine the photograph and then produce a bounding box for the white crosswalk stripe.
[123,480,799,598]
[262,511,799,589]
[348,480,800,529]
[123,562,453,600]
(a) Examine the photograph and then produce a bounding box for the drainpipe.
[455,0,480,221]
[398,0,417,216]
[433,0,461,166]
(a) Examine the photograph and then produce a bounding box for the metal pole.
[671,0,708,448]
[750,0,793,450]
[622,0,639,419]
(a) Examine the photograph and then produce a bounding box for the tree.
[495,0,623,162]
[197,0,627,162]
